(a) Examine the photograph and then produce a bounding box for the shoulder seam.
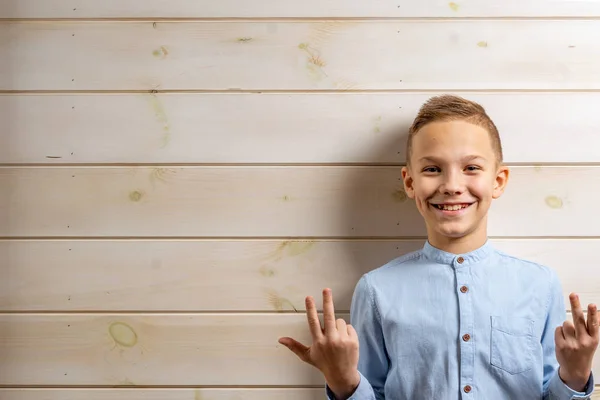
[494,250,548,270]
[378,250,422,271]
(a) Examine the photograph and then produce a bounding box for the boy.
[278,95,598,399]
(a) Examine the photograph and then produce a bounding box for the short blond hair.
[406,95,503,166]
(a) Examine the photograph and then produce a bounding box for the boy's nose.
[439,173,465,195]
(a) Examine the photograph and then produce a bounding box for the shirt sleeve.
[325,273,389,399]
[542,268,595,400]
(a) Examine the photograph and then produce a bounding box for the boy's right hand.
[278,288,361,399]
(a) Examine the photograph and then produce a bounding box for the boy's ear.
[401,166,415,199]
[492,165,510,199]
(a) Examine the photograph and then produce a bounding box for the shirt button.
[460,285,468,293]
[457,256,464,264]
[462,333,471,341]
[464,385,472,393]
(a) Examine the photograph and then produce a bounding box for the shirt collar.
[422,239,494,267]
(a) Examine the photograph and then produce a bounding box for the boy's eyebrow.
[418,155,488,163]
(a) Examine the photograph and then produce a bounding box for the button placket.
[455,266,474,398]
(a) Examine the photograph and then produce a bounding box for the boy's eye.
[465,165,481,171]
[422,167,440,173]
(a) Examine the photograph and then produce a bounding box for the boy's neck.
[428,233,488,255]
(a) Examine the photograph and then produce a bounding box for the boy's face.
[401,120,509,248]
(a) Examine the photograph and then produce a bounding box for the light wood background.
[1,1,599,398]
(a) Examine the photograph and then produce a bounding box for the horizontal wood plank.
[1,239,599,312]
[2,0,600,18]
[0,166,597,237]
[4,92,600,164]
[2,21,600,90]
[0,314,597,386]
[1,388,599,400]
[0,389,326,400]
[0,314,323,386]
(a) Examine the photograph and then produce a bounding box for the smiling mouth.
[431,203,473,211]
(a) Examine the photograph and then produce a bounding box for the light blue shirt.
[326,240,595,399]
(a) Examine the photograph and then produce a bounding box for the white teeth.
[435,204,468,211]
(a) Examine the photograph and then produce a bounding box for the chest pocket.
[490,316,535,375]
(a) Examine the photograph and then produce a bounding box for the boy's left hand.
[555,293,599,392]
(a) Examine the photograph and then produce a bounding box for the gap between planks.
[3,163,600,167]
[0,385,325,389]
[0,385,589,389]
[6,89,600,94]
[2,236,600,241]
[4,16,600,22]
[0,311,582,315]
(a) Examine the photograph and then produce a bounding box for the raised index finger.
[569,293,587,337]
[322,288,337,336]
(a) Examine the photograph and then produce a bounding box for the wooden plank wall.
[1,1,600,398]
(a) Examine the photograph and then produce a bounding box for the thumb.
[278,337,311,364]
